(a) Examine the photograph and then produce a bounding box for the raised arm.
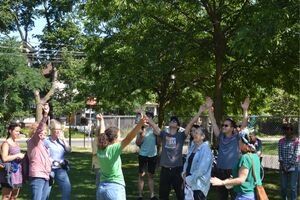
[121,115,147,149]
[206,97,220,137]
[240,97,250,129]
[31,103,49,143]
[184,104,207,136]
[135,129,145,146]
[59,131,71,152]
[147,117,161,136]
[96,114,106,134]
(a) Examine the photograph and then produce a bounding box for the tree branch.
[42,64,58,102]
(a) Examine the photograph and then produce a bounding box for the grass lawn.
[16,149,282,200]
[262,142,278,155]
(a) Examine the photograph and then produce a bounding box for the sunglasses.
[222,124,230,128]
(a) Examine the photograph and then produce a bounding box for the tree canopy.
[0,0,298,128]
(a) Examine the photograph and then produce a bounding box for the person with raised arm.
[181,103,213,200]
[44,119,72,200]
[135,111,158,200]
[27,103,52,200]
[92,114,106,187]
[96,115,147,200]
[148,113,190,200]
[210,130,262,200]
[206,97,249,200]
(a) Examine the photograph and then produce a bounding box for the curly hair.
[98,127,119,149]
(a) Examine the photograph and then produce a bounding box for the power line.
[0,45,86,55]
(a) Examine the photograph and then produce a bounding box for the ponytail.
[98,127,119,149]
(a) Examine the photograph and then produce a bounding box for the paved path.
[261,155,279,169]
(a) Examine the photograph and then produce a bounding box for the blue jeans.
[235,192,255,200]
[47,168,71,200]
[29,177,49,200]
[280,168,298,200]
[97,182,126,200]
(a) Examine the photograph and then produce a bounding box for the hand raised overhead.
[241,97,250,111]
[42,103,50,115]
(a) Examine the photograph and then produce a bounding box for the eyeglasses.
[222,124,230,128]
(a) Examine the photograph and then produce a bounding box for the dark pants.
[193,190,206,200]
[215,168,236,200]
[159,166,183,200]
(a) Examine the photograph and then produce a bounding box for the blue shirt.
[139,128,157,157]
[44,137,66,168]
[217,132,240,169]
[183,141,213,196]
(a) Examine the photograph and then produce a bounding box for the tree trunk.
[157,101,166,128]
[34,66,58,122]
[213,20,226,126]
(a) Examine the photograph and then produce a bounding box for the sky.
[8,17,46,46]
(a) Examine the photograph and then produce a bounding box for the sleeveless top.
[0,141,23,187]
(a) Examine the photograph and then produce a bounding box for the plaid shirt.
[278,137,300,170]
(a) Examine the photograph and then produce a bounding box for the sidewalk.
[261,155,279,170]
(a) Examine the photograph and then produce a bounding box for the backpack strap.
[248,153,258,185]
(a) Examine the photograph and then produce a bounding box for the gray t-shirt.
[216,132,240,169]
[159,130,187,168]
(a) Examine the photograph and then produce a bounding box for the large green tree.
[84,0,298,125]
[0,0,87,121]
[0,38,47,126]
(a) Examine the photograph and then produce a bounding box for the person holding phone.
[136,111,158,200]
[44,119,71,200]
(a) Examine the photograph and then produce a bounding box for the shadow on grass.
[17,151,282,200]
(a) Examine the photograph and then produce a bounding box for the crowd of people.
[0,98,298,200]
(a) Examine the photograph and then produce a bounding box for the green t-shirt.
[233,153,262,194]
[97,143,125,186]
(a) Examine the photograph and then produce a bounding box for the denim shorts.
[96,182,126,200]
[235,192,255,200]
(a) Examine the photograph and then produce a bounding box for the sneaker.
[150,196,158,200]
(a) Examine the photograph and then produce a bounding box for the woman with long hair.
[0,123,25,200]
[96,115,147,200]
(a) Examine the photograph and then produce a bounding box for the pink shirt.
[27,117,52,180]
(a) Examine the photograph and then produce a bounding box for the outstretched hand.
[96,114,103,121]
[42,103,50,115]
[138,114,148,126]
[241,97,250,111]
[199,104,207,113]
[205,97,213,108]
[210,177,223,186]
